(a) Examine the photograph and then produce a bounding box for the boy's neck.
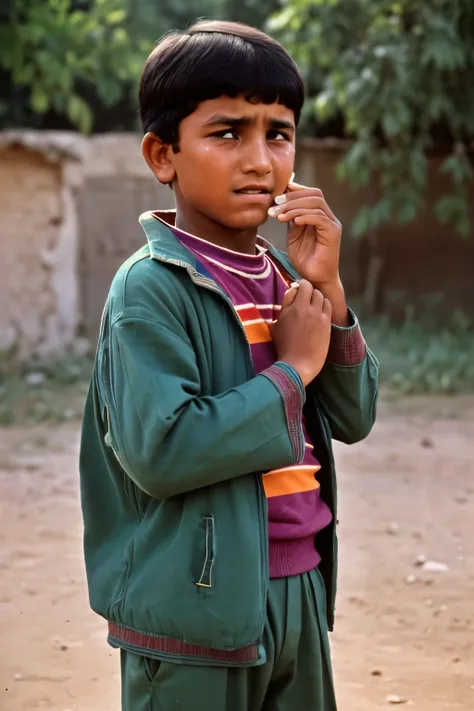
[175,205,259,256]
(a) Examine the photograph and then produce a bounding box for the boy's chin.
[223,212,269,231]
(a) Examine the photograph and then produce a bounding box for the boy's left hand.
[268,182,342,288]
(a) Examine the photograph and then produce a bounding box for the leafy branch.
[269,0,474,237]
[0,0,150,133]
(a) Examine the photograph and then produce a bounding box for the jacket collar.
[138,210,300,282]
[139,210,199,267]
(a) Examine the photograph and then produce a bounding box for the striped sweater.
[153,213,342,578]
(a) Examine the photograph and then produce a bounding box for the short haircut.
[139,20,305,149]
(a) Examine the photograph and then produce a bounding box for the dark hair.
[139,20,305,148]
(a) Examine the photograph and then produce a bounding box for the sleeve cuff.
[260,362,305,463]
[328,308,366,366]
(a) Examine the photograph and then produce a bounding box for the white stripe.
[236,303,256,311]
[192,250,273,280]
[241,318,274,326]
[235,303,282,311]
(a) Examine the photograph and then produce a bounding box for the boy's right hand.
[272,279,332,387]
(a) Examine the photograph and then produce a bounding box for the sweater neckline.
[152,210,270,279]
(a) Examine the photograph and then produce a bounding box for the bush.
[363,312,474,394]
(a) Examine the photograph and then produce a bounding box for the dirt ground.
[1,395,473,711]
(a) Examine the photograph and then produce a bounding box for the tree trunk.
[363,228,384,315]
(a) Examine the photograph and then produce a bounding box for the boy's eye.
[268,130,289,141]
[213,130,238,140]
[211,129,290,141]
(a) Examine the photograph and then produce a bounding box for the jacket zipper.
[315,404,337,517]
[149,252,270,643]
[149,254,253,353]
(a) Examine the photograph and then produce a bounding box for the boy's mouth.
[235,189,269,194]
[234,184,272,195]
[233,186,274,206]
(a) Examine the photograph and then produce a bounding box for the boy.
[80,19,378,711]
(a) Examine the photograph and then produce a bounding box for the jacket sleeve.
[309,310,379,444]
[100,272,306,499]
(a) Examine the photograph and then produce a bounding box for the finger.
[311,287,324,306]
[272,186,322,205]
[292,214,342,234]
[280,282,299,309]
[286,182,324,199]
[278,208,335,225]
[294,279,314,303]
[274,196,336,222]
[272,188,324,212]
[322,297,332,319]
[284,214,342,238]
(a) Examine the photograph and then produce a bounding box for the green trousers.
[120,567,338,711]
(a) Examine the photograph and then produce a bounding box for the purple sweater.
[154,215,337,578]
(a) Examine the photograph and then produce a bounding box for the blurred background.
[0,2,472,710]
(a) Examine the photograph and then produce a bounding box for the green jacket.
[80,212,379,666]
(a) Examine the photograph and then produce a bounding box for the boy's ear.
[141,132,176,185]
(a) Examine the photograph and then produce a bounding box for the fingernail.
[289,281,299,288]
[268,206,277,217]
[274,194,286,205]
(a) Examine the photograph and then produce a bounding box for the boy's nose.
[240,138,272,176]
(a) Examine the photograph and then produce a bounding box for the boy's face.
[147,94,296,234]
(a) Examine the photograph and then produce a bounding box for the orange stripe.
[242,319,272,344]
[263,465,321,498]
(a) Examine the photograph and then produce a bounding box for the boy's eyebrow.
[204,114,295,131]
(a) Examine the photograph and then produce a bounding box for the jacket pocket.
[195,514,216,589]
[142,655,161,683]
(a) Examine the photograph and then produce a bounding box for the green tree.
[223,0,282,29]
[269,0,474,237]
[0,0,150,133]
[0,0,280,132]
[125,0,224,44]
[125,0,282,45]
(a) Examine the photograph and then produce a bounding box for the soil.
[1,395,473,711]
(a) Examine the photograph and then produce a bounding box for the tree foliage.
[0,0,277,133]
[0,0,150,133]
[125,0,283,49]
[124,0,223,45]
[223,0,282,29]
[269,0,474,237]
